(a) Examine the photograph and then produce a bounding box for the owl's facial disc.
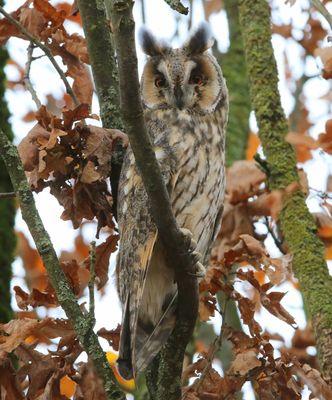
[155,58,205,111]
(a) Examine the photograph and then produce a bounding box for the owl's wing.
[116,144,178,379]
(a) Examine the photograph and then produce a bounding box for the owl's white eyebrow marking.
[157,60,169,80]
[184,60,197,82]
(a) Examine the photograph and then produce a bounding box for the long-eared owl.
[116,23,228,379]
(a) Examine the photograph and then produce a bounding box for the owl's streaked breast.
[145,107,226,257]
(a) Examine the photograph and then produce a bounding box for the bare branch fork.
[0,131,125,400]
[109,1,198,398]
[0,6,79,107]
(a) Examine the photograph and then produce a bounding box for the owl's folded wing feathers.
[116,146,177,379]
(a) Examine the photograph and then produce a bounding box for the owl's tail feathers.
[135,294,177,375]
[117,296,134,380]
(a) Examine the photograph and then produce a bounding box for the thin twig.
[0,6,79,106]
[88,240,96,325]
[163,0,189,14]
[189,299,229,397]
[23,43,42,109]
[310,0,332,32]
[0,191,16,199]
[264,216,285,254]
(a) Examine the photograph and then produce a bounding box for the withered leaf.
[0,360,24,400]
[16,344,63,400]
[97,324,121,351]
[198,293,216,321]
[83,234,119,289]
[261,290,296,327]
[14,286,57,310]
[0,318,50,354]
[226,160,266,204]
[34,0,66,27]
[229,349,261,376]
[19,7,46,37]
[18,123,50,172]
[80,160,101,183]
[73,361,107,400]
[60,259,90,296]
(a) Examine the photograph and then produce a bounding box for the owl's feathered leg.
[117,295,134,380]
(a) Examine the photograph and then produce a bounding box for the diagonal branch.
[0,130,125,400]
[163,0,189,15]
[109,1,198,398]
[0,6,79,107]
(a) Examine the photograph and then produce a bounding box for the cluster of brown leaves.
[190,152,332,398]
[0,0,92,106]
[18,104,127,233]
[212,160,286,261]
[15,229,119,313]
[186,231,332,399]
[1,229,122,398]
[286,119,332,162]
[0,317,125,399]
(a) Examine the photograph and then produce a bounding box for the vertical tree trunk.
[238,0,332,385]
[0,12,16,323]
[214,0,251,387]
[222,0,251,167]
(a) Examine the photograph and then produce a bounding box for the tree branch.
[310,0,332,32]
[76,0,124,218]
[23,43,42,109]
[0,30,15,324]
[108,1,198,398]
[213,0,250,382]
[222,0,251,167]
[163,0,189,15]
[0,191,16,199]
[0,131,125,400]
[239,0,332,385]
[88,240,96,325]
[0,6,79,107]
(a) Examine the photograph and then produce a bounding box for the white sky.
[3,0,332,398]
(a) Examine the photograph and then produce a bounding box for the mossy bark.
[238,0,332,384]
[212,0,250,382]
[222,0,251,167]
[0,35,15,323]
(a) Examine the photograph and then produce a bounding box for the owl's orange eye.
[189,74,203,85]
[155,76,166,88]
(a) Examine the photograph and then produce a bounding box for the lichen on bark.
[238,0,332,384]
[0,32,16,323]
[222,0,251,167]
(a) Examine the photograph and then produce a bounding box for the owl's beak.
[173,85,184,110]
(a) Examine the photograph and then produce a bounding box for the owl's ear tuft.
[184,23,214,55]
[139,28,169,57]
